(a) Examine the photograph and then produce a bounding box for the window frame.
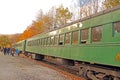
[113,21,120,34]
[92,25,102,42]
[72,30,79,45]
[65,32,71,45]
[80,28,89,44]
[59,34,65,45]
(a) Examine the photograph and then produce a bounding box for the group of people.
[1,47,20,56]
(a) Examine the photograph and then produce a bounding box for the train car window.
[32,40,35,46]
[36,39,39,46]
[42,38,44,46]
[29,41,32,46]
[27,41,29,46]
[30,41,32,46]
[54,35,59,45]
[65,32,70,44]
[39,39,41,46]
[42,38,45,46]
[81,29,89,44]
[37,40,39,46]
[36,40,38,46]
[35,40,37,46]
[18,43,21,47]
[33,40,35,46]
[41,38,43,46]
[38,39,40,46]
[44,38,47,46]
[16,43,22,47]
[37,39,40,46]
[40,39,42,45]
[50,36,54,45]
[47,37,51,45]
[72,30,79,44]
[34,40,36,46]
[32,40,34,46]
[59,34,64,45]
[92,26,102,42]
[114,21,120,33]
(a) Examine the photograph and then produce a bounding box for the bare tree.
[47,6,57,29]
[78,0,103,18]
[36,9,43,20]
[55,5,72,27]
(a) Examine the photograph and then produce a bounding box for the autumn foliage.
[103,0,120,9]
[17,16,51,41]
[1,0,119,47]
[16,5,72,42]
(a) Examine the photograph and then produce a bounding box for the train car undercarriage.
[26,53,120,80]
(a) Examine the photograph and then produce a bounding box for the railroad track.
[25,57,85,80]
[37,59,85,80]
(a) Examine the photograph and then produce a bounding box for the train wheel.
[78,67,87,78]
[86,70,99,80]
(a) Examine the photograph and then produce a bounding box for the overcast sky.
[0,0,71,34]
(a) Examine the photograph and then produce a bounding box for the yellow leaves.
[103,0,120,9]
[16,6,72,42]
[17,16,51,41]
[55,5,72,26]
[0,35,11,47]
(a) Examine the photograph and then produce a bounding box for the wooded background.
[0,0,120,47]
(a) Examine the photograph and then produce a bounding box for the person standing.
[7,48,10,55]
[11,47,15,56]
[3,47,7,55]
[15,49,20,56]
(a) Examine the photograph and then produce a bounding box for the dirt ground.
[0,52,71,80]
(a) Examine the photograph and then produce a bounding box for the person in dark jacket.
[3,47,7,55]
[7,48,10,55]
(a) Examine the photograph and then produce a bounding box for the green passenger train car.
[13,40,26,52]
[14,6,120,79]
